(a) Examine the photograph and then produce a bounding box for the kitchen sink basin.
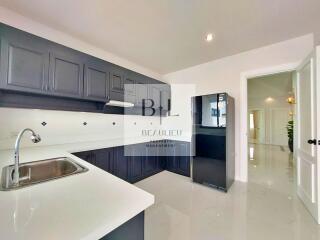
[1,157,88,191]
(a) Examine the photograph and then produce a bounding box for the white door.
[270,108,289,146]
[296,48,319,223]
[248,109,265,144]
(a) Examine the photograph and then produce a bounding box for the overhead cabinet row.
[0,23,170,114]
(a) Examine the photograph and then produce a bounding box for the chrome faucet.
[13,128,41,185]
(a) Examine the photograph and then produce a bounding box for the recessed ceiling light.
[265,97,274,103]
[205,33,214,42]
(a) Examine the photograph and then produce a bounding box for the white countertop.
[0,137,156,240]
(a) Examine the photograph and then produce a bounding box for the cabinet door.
[123,74,136,103]
[161,85,171,112]
[144,156,159,176]
[143,147,159,176]
[0,28,49,94]
[147,84,161,116]
[165,145,177,172]
[133,79,148,116]
[128,144,144,183]
[84,58,110,102]
[176,142,191,176]
[73,151,94,164]
[166,155,178,172]
[178,156,190,176]
[135,76,149,108]
[93,148,114,173]
[129,155,143,183]
[109,66,124,101]
[113,146,128,181]
[49,50,84,98]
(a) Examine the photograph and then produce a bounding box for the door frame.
[239,62,299,182]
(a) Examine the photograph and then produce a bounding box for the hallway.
[135,144,320,240]
[248,144,294,195]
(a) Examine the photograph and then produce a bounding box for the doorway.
[240,48,320,223]
[248,109,265,144]
[246,71,296,202]
[247,72,294,147]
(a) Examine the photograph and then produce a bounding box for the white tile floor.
[135,144,320,240]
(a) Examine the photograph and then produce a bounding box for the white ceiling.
[0,0,319,74]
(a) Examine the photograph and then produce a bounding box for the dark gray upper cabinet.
[109,66,125,101]
[148,84,161,111]
[145,78,163,116]
[49,48,84,99]
[160,84,171,112]
[0,25,49,94]
[123,71,136,104]
[135,76,149,107]
[84,57,110,102]
[0,23,170,115]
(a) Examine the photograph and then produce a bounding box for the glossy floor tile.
[135,144,320,240]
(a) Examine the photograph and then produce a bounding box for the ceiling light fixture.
[205,33,214,42]
[265,97,274,103]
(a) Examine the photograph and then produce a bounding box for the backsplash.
[0,108,162,150]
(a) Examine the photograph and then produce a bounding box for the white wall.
[0,108,161,150]
[164,34,314,181]
[161,84,196,142]
[0,6,162,81]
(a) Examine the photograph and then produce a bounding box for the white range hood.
[105,100,134,108]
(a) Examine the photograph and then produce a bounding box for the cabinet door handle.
[308,139,317,145]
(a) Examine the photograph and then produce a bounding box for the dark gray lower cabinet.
[93,148,115,175]
[100,212,144,240]
[143,155,159,176]
[73,150,94,164]
[127,144,145,183]
[129,155,144,183]
[143,147,161,177]
[73,141,190,183]
[113,146,129,181]
[165,142,191,177]
[166,155,190,177]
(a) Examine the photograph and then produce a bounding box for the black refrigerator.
[191,93,235,192]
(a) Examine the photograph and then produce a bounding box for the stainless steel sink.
[1,157,88,191]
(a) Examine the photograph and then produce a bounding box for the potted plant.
[287,120,294,152]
